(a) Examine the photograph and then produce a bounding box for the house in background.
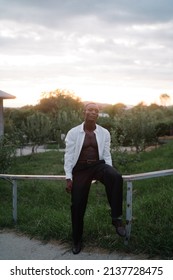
[0,90,16,137]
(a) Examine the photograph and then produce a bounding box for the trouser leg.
[94,164,123,220]
[71,168,91,244]
[70,162,123,243]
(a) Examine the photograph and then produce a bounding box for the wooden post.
[12,180,17,223]
[124,181,133,244]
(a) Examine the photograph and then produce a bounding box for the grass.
[1,143,173,259]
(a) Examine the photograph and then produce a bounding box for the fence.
[1,169,173,244]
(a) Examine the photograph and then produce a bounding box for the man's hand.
[66,179,73,193]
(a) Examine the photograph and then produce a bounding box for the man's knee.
[105,165,123,183]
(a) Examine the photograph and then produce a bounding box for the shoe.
[72,241,82,254]
[112,219,126,237]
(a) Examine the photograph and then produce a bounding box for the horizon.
[3,92,172,109]
[2,85,173,108]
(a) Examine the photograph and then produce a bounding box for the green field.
[1,142,173,259]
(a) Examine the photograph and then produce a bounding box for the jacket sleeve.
[103,130,112,166]
[64,129,75,180]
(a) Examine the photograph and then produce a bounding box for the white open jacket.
[64,122,112,179]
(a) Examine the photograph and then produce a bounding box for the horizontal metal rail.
[1,168,173,181]
[1,169,173,244]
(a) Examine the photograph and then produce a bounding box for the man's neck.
[84,121,96,132]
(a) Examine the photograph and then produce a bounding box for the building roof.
[0,90,16,99]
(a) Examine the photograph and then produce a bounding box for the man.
[64,102,125,254]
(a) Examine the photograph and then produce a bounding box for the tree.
[160,93,171,107]
[37,89,82,114]
[111,105,157,153]
[50,110,82,147]
[105,103,126,118]
[0,135,16,173]
[35,89,83,146]
[22,112,51,153]
[4,107,35,131]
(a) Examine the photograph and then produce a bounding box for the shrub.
[0,135,16,173]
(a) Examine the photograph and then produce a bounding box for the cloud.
[1,0,173,106]
[2,0,173,26]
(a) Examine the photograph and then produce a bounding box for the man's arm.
[64,129,75,180]
[103,130,112,166]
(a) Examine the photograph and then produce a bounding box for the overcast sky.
[1,0,173,107]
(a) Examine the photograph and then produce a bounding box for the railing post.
[12,180,17,223]
[124,181,133,245]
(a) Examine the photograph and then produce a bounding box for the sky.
[1,0,173,108]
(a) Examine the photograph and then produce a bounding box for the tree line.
[1,89,173,172]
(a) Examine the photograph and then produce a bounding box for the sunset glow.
[3,83,171,108]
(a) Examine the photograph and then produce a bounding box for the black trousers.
[71,160,123,244]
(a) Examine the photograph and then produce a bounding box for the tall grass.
[1,143,173,259]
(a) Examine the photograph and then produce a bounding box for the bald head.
[84,102,99,112]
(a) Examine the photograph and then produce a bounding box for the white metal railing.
[1,169,173,244]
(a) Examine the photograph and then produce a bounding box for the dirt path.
[0,229,148,260]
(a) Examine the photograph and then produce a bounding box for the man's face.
[84,103,99,122]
